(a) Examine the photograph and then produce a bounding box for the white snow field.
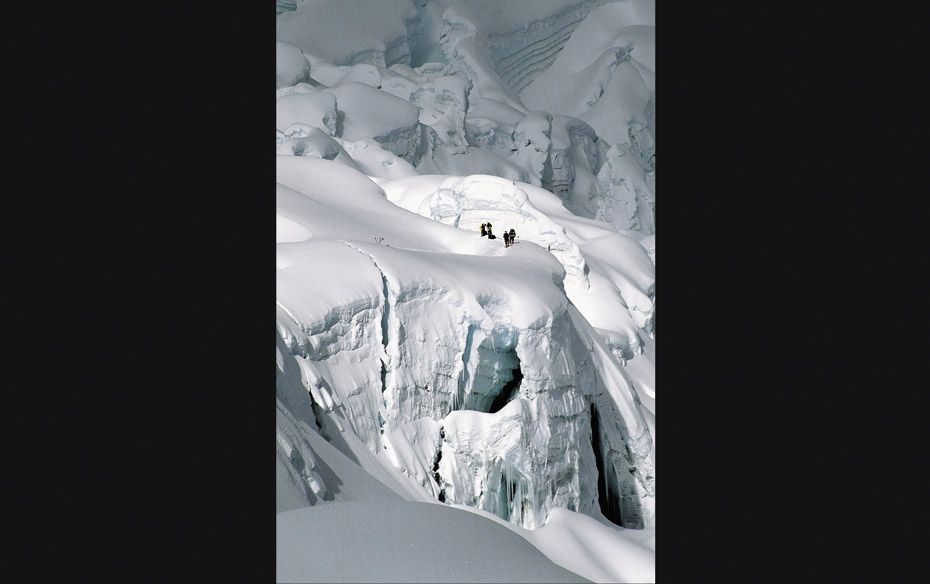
[277,1,655,582]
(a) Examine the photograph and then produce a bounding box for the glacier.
[276,1,656,582]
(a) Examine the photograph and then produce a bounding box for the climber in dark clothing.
[486,222,494,238]
[504,230,512,247]
[508,228,516,246]
[480,223,487,237]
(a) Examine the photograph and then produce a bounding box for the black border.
[9,3,272,580]
[660,1,930,581]
[7,1,930,581]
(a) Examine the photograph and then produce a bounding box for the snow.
[277,502,589,583]
[411,73,470,153]
[528,508,656,584]
[276,0,417,67]
[277,1,656,581]
[450,504,655,584]
[378,172,656,382]
[276,41,312,89]
[338,138,419,180]
[276,89,338,137]
[326,82,420,144]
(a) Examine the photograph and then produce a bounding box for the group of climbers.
[503,228,516,247]
[479,222,517,247]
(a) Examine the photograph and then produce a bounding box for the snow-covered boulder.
[327,82,422,163]
[276,40,312,88]
[276,87,338,136]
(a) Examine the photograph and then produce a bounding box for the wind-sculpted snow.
[521,1,656,233]
[545,115,605,217]
[276,41,312,88]
[482,0,614,94]
[275,127,360,170]
[379,172,656,375]
[276,3,656,234]
[276,84,422,163]
[380,174,590,288]
[277,2,656,580]
[276,87,338,138]
[326,82,422,162]
[411,74,470,153]
[276,0,418,67]
[276,158,653,531]
[338,138,419,180]
[278,501,590,583]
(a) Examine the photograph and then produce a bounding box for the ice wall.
[276,0,657,533]
[275,158,654,529]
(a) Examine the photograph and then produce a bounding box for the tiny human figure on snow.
[486,222,493,238]
[480,223,487,237]
[504,230,512,247]
[508,228,516,245]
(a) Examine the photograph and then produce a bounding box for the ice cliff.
[276,1,656,577]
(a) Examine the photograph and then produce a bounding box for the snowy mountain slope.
[277,1,656,581]
[277,158,654,523]
[375,172,655,410]
[521,1,656,235]
[277,329,435,510]
[277,502,590,583]
[275,0,656,235]
[277,322,654,582]
[454,503,655,584]
[278,326,651,582]
[276,0,418,67]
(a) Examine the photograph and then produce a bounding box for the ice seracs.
[277,1,656,581]
[276,158,654,530]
